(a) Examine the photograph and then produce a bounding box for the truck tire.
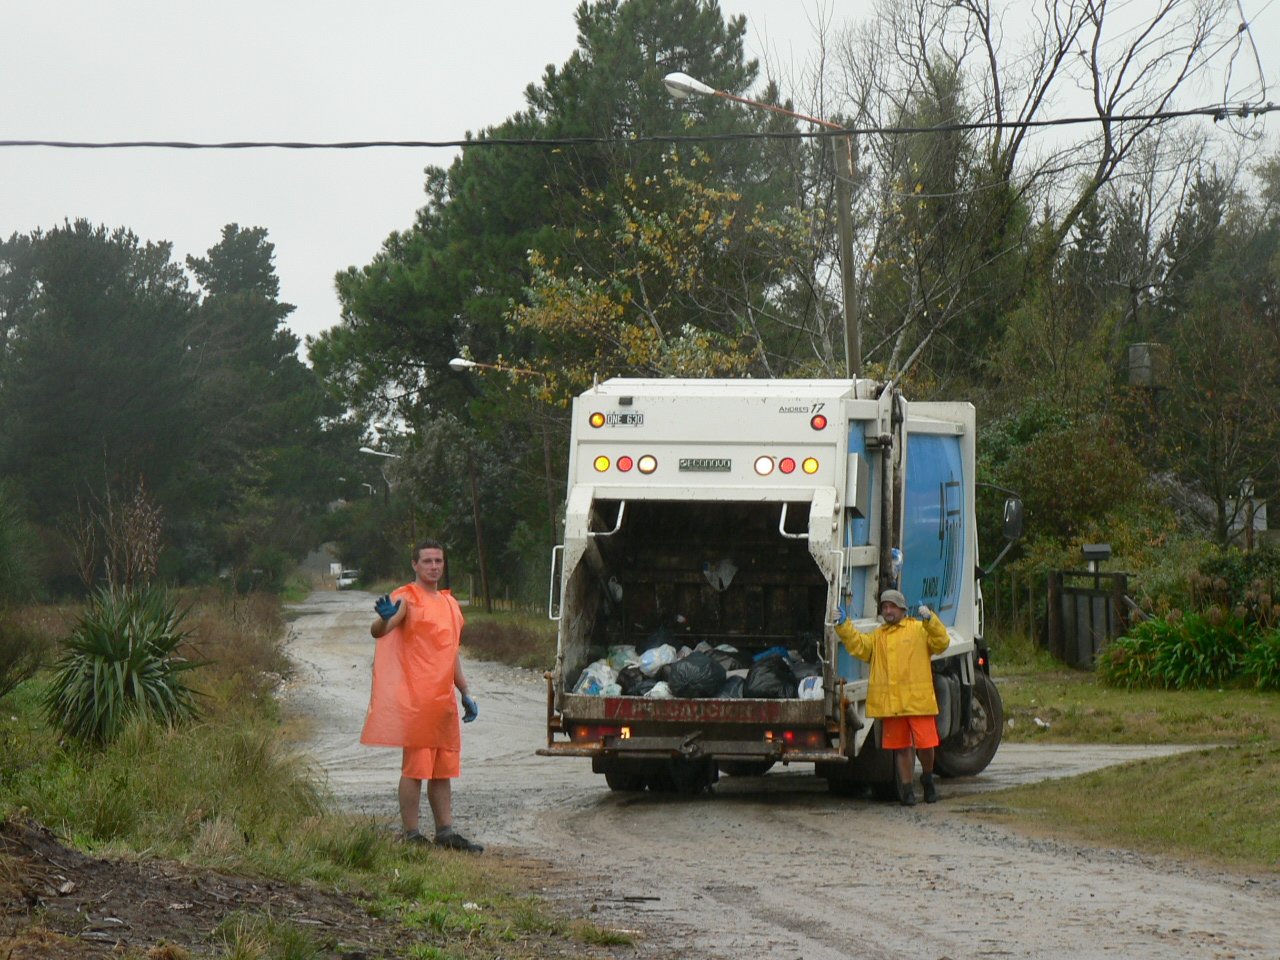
[934,673,1003,778]
[604,769,647,792]
[717,760,775,777]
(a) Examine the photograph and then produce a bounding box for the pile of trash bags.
[571,639,824,701]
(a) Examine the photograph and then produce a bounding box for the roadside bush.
[1241,630,1280,691]
[43,587,201,745]
[0,617,48,702]
[1099,612,1256,690]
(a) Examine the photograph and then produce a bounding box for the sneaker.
[899,784,918,807]
[435,831,484,853]
[403,830,431,845]
[921,774,939,804]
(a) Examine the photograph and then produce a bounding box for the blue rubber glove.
[836,601,850,625]
[461,693,479,723]
[374,594,401,621]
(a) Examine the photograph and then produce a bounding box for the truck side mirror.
[1002,497,1024,541]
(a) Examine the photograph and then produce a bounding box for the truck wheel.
[604,769,647,792]
[934,673,1003,778]
[717,760,775,777]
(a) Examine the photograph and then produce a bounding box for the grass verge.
[0,590,630,959]
[978,629,1280,873]
[968,743,1279,872]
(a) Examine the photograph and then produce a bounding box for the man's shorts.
[880,715,940,750]
[401,746,461,780]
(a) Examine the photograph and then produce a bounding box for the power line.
[2,102,1276,152]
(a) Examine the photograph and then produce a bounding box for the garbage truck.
[538,378,1019,795]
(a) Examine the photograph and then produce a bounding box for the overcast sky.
[2,1,1275,351]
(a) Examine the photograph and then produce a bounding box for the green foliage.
[1241,631,1280,691]
[1098,612,1256,690]
[0,482,40,603]
[43,587,201,744]
[0,614,48,703]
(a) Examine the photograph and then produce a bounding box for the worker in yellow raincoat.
[835,589,949,806]
[361,539,482,851]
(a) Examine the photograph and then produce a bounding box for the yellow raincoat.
[835,613,949,717]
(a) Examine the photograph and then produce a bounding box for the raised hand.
[374,594,401,621]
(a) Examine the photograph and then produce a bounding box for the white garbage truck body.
[538,378,1003,794]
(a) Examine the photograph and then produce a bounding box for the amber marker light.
[753,455,774,476]
[589,412,606,428]
[780,457,796,474]
[593,455,610,472]
[802,457,820,474]
[637,455,658,474]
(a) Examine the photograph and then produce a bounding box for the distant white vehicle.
[336,569,360,589]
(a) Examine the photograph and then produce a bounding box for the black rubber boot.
[921,772,939,804]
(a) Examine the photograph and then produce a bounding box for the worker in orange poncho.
[835,589,950,806]
[361,539,482,851]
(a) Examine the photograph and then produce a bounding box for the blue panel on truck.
[901,434,965,625]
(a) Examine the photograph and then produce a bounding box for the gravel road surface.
[283,589,1279,960]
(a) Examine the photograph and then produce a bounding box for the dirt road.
[284,589,1280,960]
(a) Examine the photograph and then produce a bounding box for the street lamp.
[664,71,860,378]
[358,445,400,459]
[448,356,542,378]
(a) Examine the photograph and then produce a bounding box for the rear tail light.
[779,457,796,474]
[810,414,828,430]
[569,723,622,744]
[617,455,634,472]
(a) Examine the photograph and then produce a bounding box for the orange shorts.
[401,746,461,780]
[880,715,940,750]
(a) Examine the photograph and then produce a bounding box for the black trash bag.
[665,651,727,698]
[743,655,799,699]
[717,675,745,698]
[710,647,749,672]
[617,664,647,694]
[791,660,822,680]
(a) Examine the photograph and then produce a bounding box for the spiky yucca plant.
[43,587,200,744]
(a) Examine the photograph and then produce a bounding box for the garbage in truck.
[743,654,799,699]
[572,659,617,696]
[639,643,677,676]
[665,651,727,698]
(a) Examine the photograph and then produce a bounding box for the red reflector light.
[781,729,826,749]
[810,414,828,430]
[589,412,606,428]
[569,723,621,743]
[779,457,796,474]
[617,455,634,472]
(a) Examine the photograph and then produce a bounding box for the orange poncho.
[359,584,465,750]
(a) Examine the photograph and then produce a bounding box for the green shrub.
[1098,619,1166,689]
[43,587,201,744]
[1100,611,1255,690]
[0,617,46,702]
[1241,630,1280,691]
